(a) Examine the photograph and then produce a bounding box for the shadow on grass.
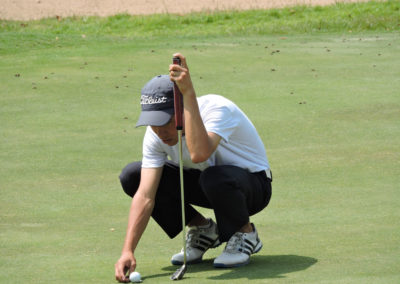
[157,254,317,281]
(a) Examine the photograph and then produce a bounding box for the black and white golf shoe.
[171,218,220,265]
[213,223,262,268]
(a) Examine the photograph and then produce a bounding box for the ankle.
[239,223,253,233]
[188,214,209,227]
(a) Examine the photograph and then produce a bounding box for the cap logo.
[141,95,168,105]
[136,75,175,127]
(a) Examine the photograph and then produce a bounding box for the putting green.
[1,26,399,284]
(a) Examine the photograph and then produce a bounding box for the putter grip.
[173,57,183,130]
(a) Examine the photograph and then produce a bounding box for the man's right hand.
[115,251,136,283]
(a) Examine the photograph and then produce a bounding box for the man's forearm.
[183,89,215,163]
[122,192,155,253]
[183,91,221,163]
[170,53,220,163]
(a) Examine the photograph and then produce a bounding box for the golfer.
[115,53,272,282]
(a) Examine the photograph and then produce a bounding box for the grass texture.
[1,1,400,283]
[1,1,400,42]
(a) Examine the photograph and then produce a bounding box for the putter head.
[170,264,187,281]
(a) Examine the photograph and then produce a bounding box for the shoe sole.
[213,241,263,268]
[171,257,203,266]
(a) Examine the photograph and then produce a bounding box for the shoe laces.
[224,232,245,253]
[185,222,215,249]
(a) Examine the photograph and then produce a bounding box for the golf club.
[170,56,187,281]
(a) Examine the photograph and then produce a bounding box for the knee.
[119,161,141,197]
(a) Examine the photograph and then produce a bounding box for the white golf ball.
[129,271,142,283]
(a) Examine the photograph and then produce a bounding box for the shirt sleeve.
[142,127,167,168]
[202,103,240,143]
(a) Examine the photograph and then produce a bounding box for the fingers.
[129,262,137,275]
[115,263,130,283]
[169,53,189,78]
[169,53,194,95]
[172,53,188,68]
[115,254,136,283]
[169,63,186,77]
[169,69,182,78]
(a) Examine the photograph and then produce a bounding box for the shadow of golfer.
[160,255,317,280]
[209,255,318,280]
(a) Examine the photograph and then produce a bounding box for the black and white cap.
[136,75,175,127]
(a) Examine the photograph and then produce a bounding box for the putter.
[170,56,187,281]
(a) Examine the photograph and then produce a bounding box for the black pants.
[119,161,272,242]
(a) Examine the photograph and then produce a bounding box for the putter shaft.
[171,56,187,281]
[178,130,187,266]
[171,130,187,281]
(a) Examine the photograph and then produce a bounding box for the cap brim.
[136,109,174,127]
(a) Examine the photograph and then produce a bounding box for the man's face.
[151,116,178,146]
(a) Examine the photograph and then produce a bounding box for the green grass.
[1,1,399,42]
[1,1,400,283]
[2,1,400,35]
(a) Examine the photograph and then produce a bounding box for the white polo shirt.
[141,94,270,173]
